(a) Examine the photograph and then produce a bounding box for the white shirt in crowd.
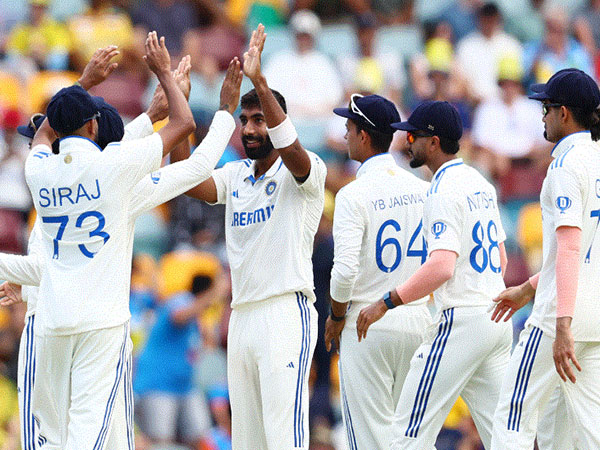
[330,153,429,312]
[527,131,600,341]
[472,96,546,158]
[456,30,522,101]
[424,159,507,311]
[212,151,326,308]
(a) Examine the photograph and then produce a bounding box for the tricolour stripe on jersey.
[294,292,311,448]
[23,315,36,450]
[405,308,454,438]
[339,361,358,450]
[93,324,128,450]
[427,161,463,196]
[508,326,543,431]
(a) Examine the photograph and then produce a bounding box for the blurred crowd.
[1,0,599,449]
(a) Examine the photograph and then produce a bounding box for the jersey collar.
[432,158,464,180]
[244,157,283,185]
[59,135,103,153]
[551,131,592,159]
[356,153,395,179]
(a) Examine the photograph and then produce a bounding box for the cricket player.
[357,100,512,450]
[0,31,196,450]
[490,68,600,450]
[0,52,242,450]
[324,94,432,450]
[176,25,326,450]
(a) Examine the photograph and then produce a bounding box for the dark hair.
[191,275,213,295]
[241,88,287,114]
[479,2,500,17]
[438,135,460,154]
[353,120,394,153]
[568,106,600,141]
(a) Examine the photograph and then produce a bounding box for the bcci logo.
[556,196,572,214]
[266,181,277,196]
[431,221,447,239]
[151,171,161,185]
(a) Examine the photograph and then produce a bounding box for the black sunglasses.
[542,103,563,116]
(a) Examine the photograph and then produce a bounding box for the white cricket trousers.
[491,324,600,450]
[18,315,37,450]
[32,321,134,450]
[338,303,432,450]
[390,306,512,450]
[227,291,317,450]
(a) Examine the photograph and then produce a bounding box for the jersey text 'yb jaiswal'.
[372,193,425,211]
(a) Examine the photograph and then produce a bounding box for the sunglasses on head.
[406,130,433,144]
[28,113,45,133]
[349,93,377,128]
[542,103,562,116]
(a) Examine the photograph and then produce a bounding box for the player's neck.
[253,150,279,178]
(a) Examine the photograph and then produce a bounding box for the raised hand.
[0,281,22,307]
[173,54,192,100]
[146,55,192,122]
[243,24,267,82]
[220,57,243,115]
[78,45,120,90]
[143,31,171,77]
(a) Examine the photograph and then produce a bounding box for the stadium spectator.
[264,10,343,123]
[5,0,71,71]
[436,0,480,42]
[131,0,199,57]
[134,270,228,448]
[336,12,406,108]
[471,55,549,182]
[523,5,594,85]
[223,0,288,30]
[67,0,135,71]
[456,2,522,101]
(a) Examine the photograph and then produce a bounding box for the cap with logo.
[528,68,600,111]
[333,94,400,135]
[391,100,463,141]
[46,85,100,135]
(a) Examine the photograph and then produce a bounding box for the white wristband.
[267,116,298,149]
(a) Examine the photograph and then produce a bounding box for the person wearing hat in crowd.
[490,68,600,449]
[263,9,343,123]
[324,94,432,450]
[0,31,197,450]
[356,100,512,450]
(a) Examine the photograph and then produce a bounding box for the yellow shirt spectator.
[225,0,287,28]
[0,375,18,448]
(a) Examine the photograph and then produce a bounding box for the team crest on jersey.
[151,171,161,185]
[556,196,572,214]
[265,181,277,196]
[431,221,447,239]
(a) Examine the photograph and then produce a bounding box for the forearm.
[529,272,540,290]
[157,70,195,154]
[0,253,41,286]
[393,250,456,305]
[330,298,347,318]
[252,75,286,128]
[555,227,581,318]
[170,137,191,164]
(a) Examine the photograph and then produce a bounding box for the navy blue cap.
[46,85,99,134]
[529,68,600,111]
[17,114,46,139]
[333,94,400,134]
[391,100,463,141]
[93,96,124,149]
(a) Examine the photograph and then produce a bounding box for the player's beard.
[242,134,274,160]
[408,147,426,168]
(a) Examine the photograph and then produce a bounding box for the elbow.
[183,115,196,137]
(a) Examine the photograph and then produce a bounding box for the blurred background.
[1,0,598,448]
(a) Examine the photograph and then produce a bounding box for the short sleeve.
[424,192,463,255]
[295,152,327,198]
[211,165,231,205]
[104,133,163,185]
[547,157,584,230]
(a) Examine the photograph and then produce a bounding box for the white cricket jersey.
[212,152,326,308]
[25,133,163,335]
[330,153,430,307]
[22,220,43,319]
[526,131,600,341]
[423,158,506,311]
